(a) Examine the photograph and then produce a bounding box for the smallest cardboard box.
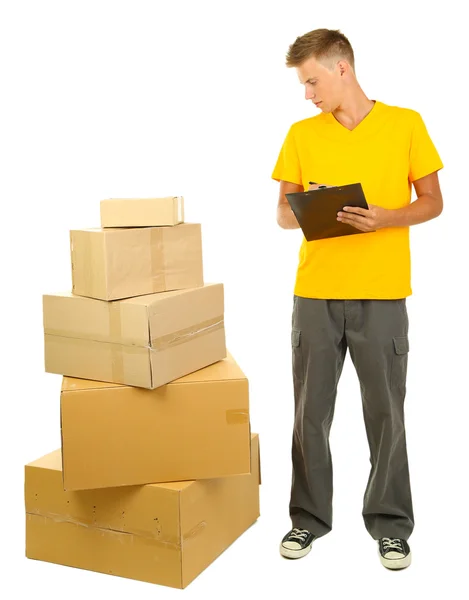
[70,222,203,301]
[100,196,184,228]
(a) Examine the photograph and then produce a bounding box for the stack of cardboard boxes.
[25,197,261,589]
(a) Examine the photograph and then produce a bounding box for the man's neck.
[332,97,376,131]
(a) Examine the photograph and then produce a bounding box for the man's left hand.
[337,203,394,232]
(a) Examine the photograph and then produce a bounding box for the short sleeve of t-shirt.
[409,112,444,183]
[271,125,302,185]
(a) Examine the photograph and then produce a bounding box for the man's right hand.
[308,182,334,191]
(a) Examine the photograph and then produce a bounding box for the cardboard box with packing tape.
[43,283,226,389]
[100,196,184,228]
[25,433,261,589]
[60,353,251,490]
[70,222,202,301]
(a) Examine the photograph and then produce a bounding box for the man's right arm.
[276,180,303,229]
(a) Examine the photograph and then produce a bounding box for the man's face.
[296,56,344,113]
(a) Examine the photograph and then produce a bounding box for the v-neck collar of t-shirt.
[318,100,385,141]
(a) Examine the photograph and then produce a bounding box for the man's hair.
[286,28,355,73]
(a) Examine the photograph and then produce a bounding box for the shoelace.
[382,538,404,552]
[288,528,310,542]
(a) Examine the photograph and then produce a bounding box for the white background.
[1,0,467,598]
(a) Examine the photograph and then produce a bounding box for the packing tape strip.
[108,302,124,382]
[226,409,249,425]
[71,231,92,296]
[150,227,166,293]
[174,196,184,223]
[44,328,123,344]
[182,520,207,542]
[150,316,224,351]
[110,348,124,383]
[25,512,181,549]
[108,302,123,339]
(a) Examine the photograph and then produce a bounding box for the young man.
[271,28,444,570]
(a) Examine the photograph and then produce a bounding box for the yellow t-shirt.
[271,100,444,299]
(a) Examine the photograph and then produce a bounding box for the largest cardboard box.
[70,222,202,301]
[25,434,260,589]
[43,283,226,389]
[60,353,251,490]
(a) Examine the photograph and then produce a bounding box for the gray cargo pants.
[290,295,414,541]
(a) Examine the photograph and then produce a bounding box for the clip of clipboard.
[285,182,375,241]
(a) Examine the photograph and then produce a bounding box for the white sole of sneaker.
[279,542,313,559]
[379,550,412,570]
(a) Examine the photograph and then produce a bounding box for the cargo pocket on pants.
[292,328,304,383]
[391,335,409,391]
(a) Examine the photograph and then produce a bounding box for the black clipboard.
[285,182,374,241]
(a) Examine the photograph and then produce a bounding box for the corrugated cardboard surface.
[100,196,184,227]
[25,434,260,589]
[60,352,251,490]
[43,283,226,389]
[70,222,203,301]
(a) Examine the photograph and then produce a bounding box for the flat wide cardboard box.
[100,196,184,227]
[44,283,226,389]
[60,352,251,490]
[70,222,203,301]
[25,434,260,589]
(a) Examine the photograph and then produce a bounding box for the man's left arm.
[386,171,443,227]
[337,170,443,231]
